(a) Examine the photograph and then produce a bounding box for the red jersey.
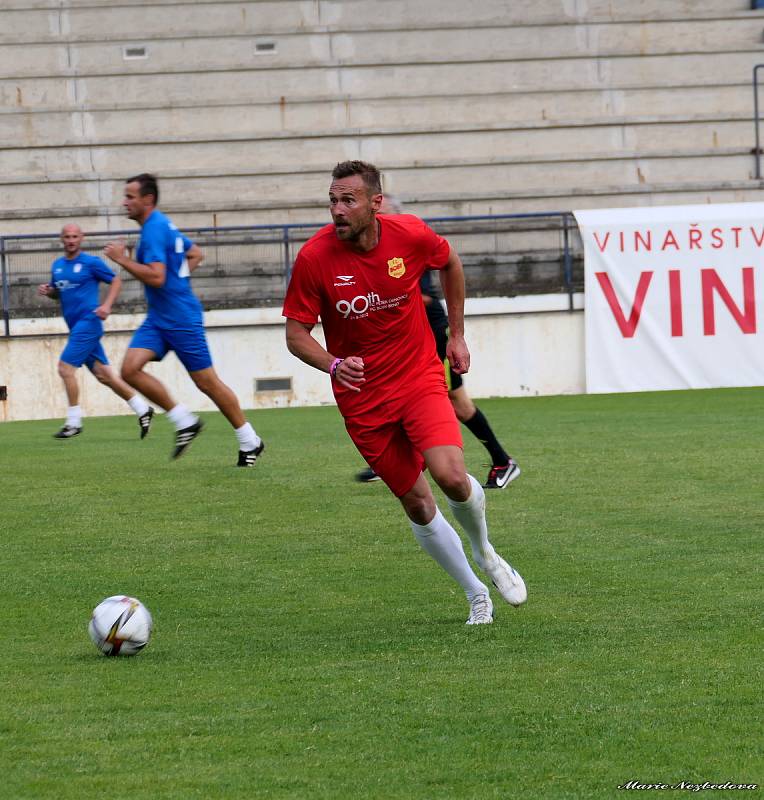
[283,213,451,417]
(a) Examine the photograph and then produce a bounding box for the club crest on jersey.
[387,257,406,278]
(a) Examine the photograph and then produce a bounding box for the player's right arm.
[38,266,59,299]
[103,240,165,287]
[185,243,204,273]
[285,318,365,391]
[37,283,58,299]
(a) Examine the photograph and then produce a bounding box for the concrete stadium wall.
[0,295,584,422]
[2,0,764,235]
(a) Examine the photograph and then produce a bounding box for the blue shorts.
[129,317,213,373]
[60,316,109,372]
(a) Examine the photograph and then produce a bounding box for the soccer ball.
[88,595,153,656]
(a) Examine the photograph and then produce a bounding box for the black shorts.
[433,324,463,392]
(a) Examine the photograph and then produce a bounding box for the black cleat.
[138,407,154,439]
[483,457,521,489]
[237,438,265,467]
[172,419,204,459]
[355,466,381,482]
[53,424,82,439]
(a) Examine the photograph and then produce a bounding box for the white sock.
[166,404,197,431]
[66,405,82,427]
[409,507,488,599]
[235,422,259,451]
[447,474,496,571]
[127,394,150,416]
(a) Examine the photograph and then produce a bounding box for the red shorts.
[344,379,463,497]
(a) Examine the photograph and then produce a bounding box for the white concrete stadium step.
[0,151,758,226]
[1,18,763,77]
[0,147,756,195]
[1,83,757,151]
[0,118,757,184]
[4,177,764,239]
[0,0,754,46]
[0,181,759,237]
[2,48,762,112]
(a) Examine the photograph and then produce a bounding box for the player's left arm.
[438,246,470,375]
[185,243,204,273]
[94,275,122,320]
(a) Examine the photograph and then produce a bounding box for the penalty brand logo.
[334,275,356,286]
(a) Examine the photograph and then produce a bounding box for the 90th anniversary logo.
[618,781,758,792]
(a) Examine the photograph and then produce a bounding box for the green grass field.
[1,388,761,799]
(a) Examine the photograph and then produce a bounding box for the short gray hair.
[382,194,404,213]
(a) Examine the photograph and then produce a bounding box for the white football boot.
[483,552,527,607]
[466,592,494,625]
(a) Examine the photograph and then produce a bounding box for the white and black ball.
[88,595,152,656]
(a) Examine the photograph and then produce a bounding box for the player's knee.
[191,373,216,395]
[121,362,139,385]
[57,361,73,379]
[451,403,470,423]
[401,493,435,526]
[449,391,474,422]
[432,465,470,499]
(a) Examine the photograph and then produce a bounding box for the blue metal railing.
[754,64,764,180]
[0,211,580,337]
[0,235,9,337]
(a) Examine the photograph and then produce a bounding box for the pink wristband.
[329,357,343,379]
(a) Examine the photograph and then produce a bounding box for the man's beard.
[333,214,371,241]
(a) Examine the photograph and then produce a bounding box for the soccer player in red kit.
[283,160,526,624]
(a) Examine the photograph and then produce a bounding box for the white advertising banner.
[574,203,764,393]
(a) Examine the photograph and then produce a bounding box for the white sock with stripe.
[235,422,259,451]
[66,405,82,428]
[127,395,150,416]
[166,404,197,431]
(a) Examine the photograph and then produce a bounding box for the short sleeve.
[282,250,321,324]
[140,224,168,265]
[419,221,450,269]
[88,256,117,284]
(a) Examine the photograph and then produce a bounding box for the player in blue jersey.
[103,173,263,464]
[37,223,154,439]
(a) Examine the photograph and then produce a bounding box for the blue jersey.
[50,252,116,329]
[137,209,203,328]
